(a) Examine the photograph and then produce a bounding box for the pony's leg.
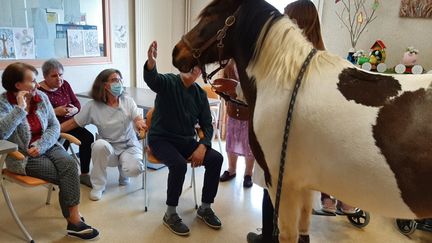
[277,187,301,243]
[298,189,313,243]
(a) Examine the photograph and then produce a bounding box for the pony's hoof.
[298,235,310,243]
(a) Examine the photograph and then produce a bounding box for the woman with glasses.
[61,68,146,201]
[38,58,94,188]
[0,62,99,240]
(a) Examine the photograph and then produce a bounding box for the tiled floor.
[1,142,431,243]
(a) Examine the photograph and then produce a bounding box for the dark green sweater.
[143,63,213,147]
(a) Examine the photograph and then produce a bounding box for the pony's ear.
[337,68,401,107]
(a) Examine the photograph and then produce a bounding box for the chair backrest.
[145,108,154,128]
[202,85,219,99]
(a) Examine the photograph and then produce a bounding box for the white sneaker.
[89,189,103,201]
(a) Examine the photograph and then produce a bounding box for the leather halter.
[181,7,241,84]
[182,7,247,106]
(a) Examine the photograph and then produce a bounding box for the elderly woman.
[61,68,146,201]
[0,62,99,240]
[38,58,94,188]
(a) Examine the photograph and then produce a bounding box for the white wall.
[134,0,186,88]
[321,1,432,71]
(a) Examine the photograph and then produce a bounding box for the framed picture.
[0,28,16,60]
[400,0,432,18]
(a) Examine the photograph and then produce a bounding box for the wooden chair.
[140,108,199,212]
[0,133,81,243]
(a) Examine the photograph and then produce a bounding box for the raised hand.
[146,41,158,70]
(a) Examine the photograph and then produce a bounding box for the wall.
[321,1,432,71]
[0,0,135,93]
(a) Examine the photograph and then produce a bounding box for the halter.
[181,7,245,106]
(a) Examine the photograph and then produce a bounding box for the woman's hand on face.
[16,91,29,109]
[27,146,40,157]
[54,105,69,117]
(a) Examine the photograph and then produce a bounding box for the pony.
[172,0,432,242]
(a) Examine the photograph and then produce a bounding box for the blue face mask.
[110,82,124,97]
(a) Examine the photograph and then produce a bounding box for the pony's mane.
[247,16,347,89]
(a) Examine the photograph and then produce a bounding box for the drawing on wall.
[67,28,99,57]
[114,25,127,48]
[400,0,432,18]
[83,29,99,56]
[67,29,85,57]
[13,28,35,59]
[0,28,15,59]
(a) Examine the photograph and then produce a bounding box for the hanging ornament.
[372,0,379,10]
[357,11,364,24]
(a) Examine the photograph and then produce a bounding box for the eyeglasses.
[109,78,123,83]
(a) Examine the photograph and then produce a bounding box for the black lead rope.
[272,48,318,241]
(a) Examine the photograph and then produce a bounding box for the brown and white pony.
[172,0,432,242]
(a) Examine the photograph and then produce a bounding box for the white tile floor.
[1,141,431,243]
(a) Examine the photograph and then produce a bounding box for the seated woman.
[38,58,94,188]
[61,68,146,201]
[0,62,99,240]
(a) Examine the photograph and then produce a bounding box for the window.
[0,0,111,69]
[265,0,296,13]
[265,0,323,16]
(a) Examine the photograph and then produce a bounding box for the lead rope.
[272,48,318,241]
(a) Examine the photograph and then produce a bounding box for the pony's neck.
[247,17,315,89]
[231,0,281,69]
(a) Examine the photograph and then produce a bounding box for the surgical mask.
[110,82,124,97]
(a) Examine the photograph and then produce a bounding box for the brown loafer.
[219,171,236,182]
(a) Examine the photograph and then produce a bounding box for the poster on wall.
[0,28,16,59]
[114,25,127,48]
[67,28,100,57]
[67,29,85,57]
[400,0,432,18]
[83,29,100,56]
[13,28,35,59]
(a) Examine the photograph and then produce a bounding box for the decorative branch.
[335,0,380,49]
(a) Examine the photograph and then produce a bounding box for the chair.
[202,85,223,152]
[140,108,199,212]
[0,133,81,243]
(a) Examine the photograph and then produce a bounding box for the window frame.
[0,0,112,69]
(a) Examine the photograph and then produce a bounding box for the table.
[77,87,157,110]
[76,87,221,110]
[76,87,221,170]
[0,140,18,168]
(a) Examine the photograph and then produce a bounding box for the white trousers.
[90,139,143,191]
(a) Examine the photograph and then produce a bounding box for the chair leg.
[69,146,81,167]
[144,160,148,212]
[216,128,223,153]
[46,184,54,205]
[1,181,34,243]
[192,167,198,209]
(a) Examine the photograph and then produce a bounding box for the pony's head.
[172,0,243,73]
